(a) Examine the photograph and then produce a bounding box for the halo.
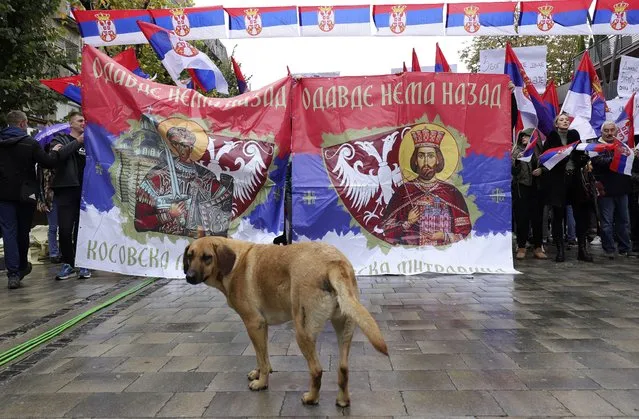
[398,123,460,182]
[156,117,209,161]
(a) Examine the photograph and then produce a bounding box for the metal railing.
[572,34,639,69]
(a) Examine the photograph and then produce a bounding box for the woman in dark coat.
[512,128,546,260]
[541,113,593,262]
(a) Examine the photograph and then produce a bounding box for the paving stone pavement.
[0,247,638,418]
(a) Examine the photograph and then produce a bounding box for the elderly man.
[591,121,639,259]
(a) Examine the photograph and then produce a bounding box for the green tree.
[75,0,241,97]
[0,0,73,123]
[459,35,586,86]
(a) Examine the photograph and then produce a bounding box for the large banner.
[291,73,516,275]
[77,46,291,278]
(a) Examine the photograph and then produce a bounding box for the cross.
[490,188,505,203]
[302,191,316,205]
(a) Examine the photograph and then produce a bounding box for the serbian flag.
[519,0,591,35]
[615,93,636,148]
[299,5,371,37]
[231,57,249,94]
[542,80,560,120]
[505,44,554,136]
[540,141,578,170]
[592,0,639,35]
[373,4,444,36]
[517,129,542,163]
[575,141,616,157]
[562,51,607,140]
[411,48,421,72]
[434,43,451,73]
[40,76,82,105]
[610,140,636,176]
[446,2,517,36]
[149,6,226,40]
[227,7,299,38]
[72,9,153,46]
[138,21,228,94]
[114,48,149,79]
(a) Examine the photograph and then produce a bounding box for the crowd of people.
[512,114,639,262]
[0,110,89,289]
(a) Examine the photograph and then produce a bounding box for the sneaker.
[515,248,527,260]
[77,268,91,279]
[591,236,602,245]
[19,262,32,280]
[55,264,76,280]
[8,275,20,289]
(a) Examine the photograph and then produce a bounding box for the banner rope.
[0,277,158,367]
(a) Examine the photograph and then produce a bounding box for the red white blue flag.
[446,2,516,36]
[373,4,444,36]
[227,7,299,38]
[40,76,82,105]
[138,21,228,94]
[231,57,249,94]
[73,9,153,46]
[518,129,542,163]
[615,93,636,148]
[299,5,371,37]
[540,142,578,170]
[149,6,226,41]
[562,52,608,140]
[542,80,560,121]
[592,0,639,35]
[434,42,451,73]
[610,140,636,175]
[519,0,591,35]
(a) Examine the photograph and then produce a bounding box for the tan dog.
[183,236,388,407]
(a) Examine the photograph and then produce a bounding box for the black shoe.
[555,240,565,262]
[19,262,32,280]
[8,275,20,289]
[50,256,62,264]
[577,238,594,262]
[619,251,638,257]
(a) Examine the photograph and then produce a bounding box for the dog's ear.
[183,244,190,274]
[214,244,236,276]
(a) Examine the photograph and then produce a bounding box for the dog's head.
[183,237,236,287]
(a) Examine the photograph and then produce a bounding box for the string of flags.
[72,1,639,47]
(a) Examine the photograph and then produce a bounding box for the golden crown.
[537,4,554,16]
[244,8,259,17]
[464,5,479,16]
[170,8,185,16]
[392,5,407,14]
[95,12,111,21]
[318,6,333,13]
[411,128,445,148]
[613,1,629,13]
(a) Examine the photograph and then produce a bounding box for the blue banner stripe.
[148,30,172,60]
[448,11,513,27]
[593,9,639,24]
[570,70,592,95]
[504,62,524,86]
[374,9,443,28]
[230,9,298,30]
[78,15,153,37]
[520,9,588,26]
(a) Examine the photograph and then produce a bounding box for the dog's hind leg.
[244,317,271,391]
[331,315,355,407]
[295,308,326,405]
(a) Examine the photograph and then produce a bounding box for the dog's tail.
[328,264,388,356]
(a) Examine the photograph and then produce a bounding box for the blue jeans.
[598,195,631,254]
[0,201,36,278]
[46,198,59,257]
[566,205,576,241]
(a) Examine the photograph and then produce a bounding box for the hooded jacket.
[0,126,80,202]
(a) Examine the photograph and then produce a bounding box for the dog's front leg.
[244,317,271,391]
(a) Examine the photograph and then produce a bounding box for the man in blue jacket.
[0,111,81,289]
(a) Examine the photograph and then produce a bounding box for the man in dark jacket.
[0,111,81,289]
[50,111,90,280]
[591,121,638,259]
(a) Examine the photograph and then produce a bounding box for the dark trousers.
[55,188,81,267]
[513,184,543,248]
[0,201,35,278]
[630,191,639,250]
[552,202,590,245]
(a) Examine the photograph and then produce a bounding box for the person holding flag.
[591,121,638,259]
[512,128,546,260]
[541,113,594,262]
